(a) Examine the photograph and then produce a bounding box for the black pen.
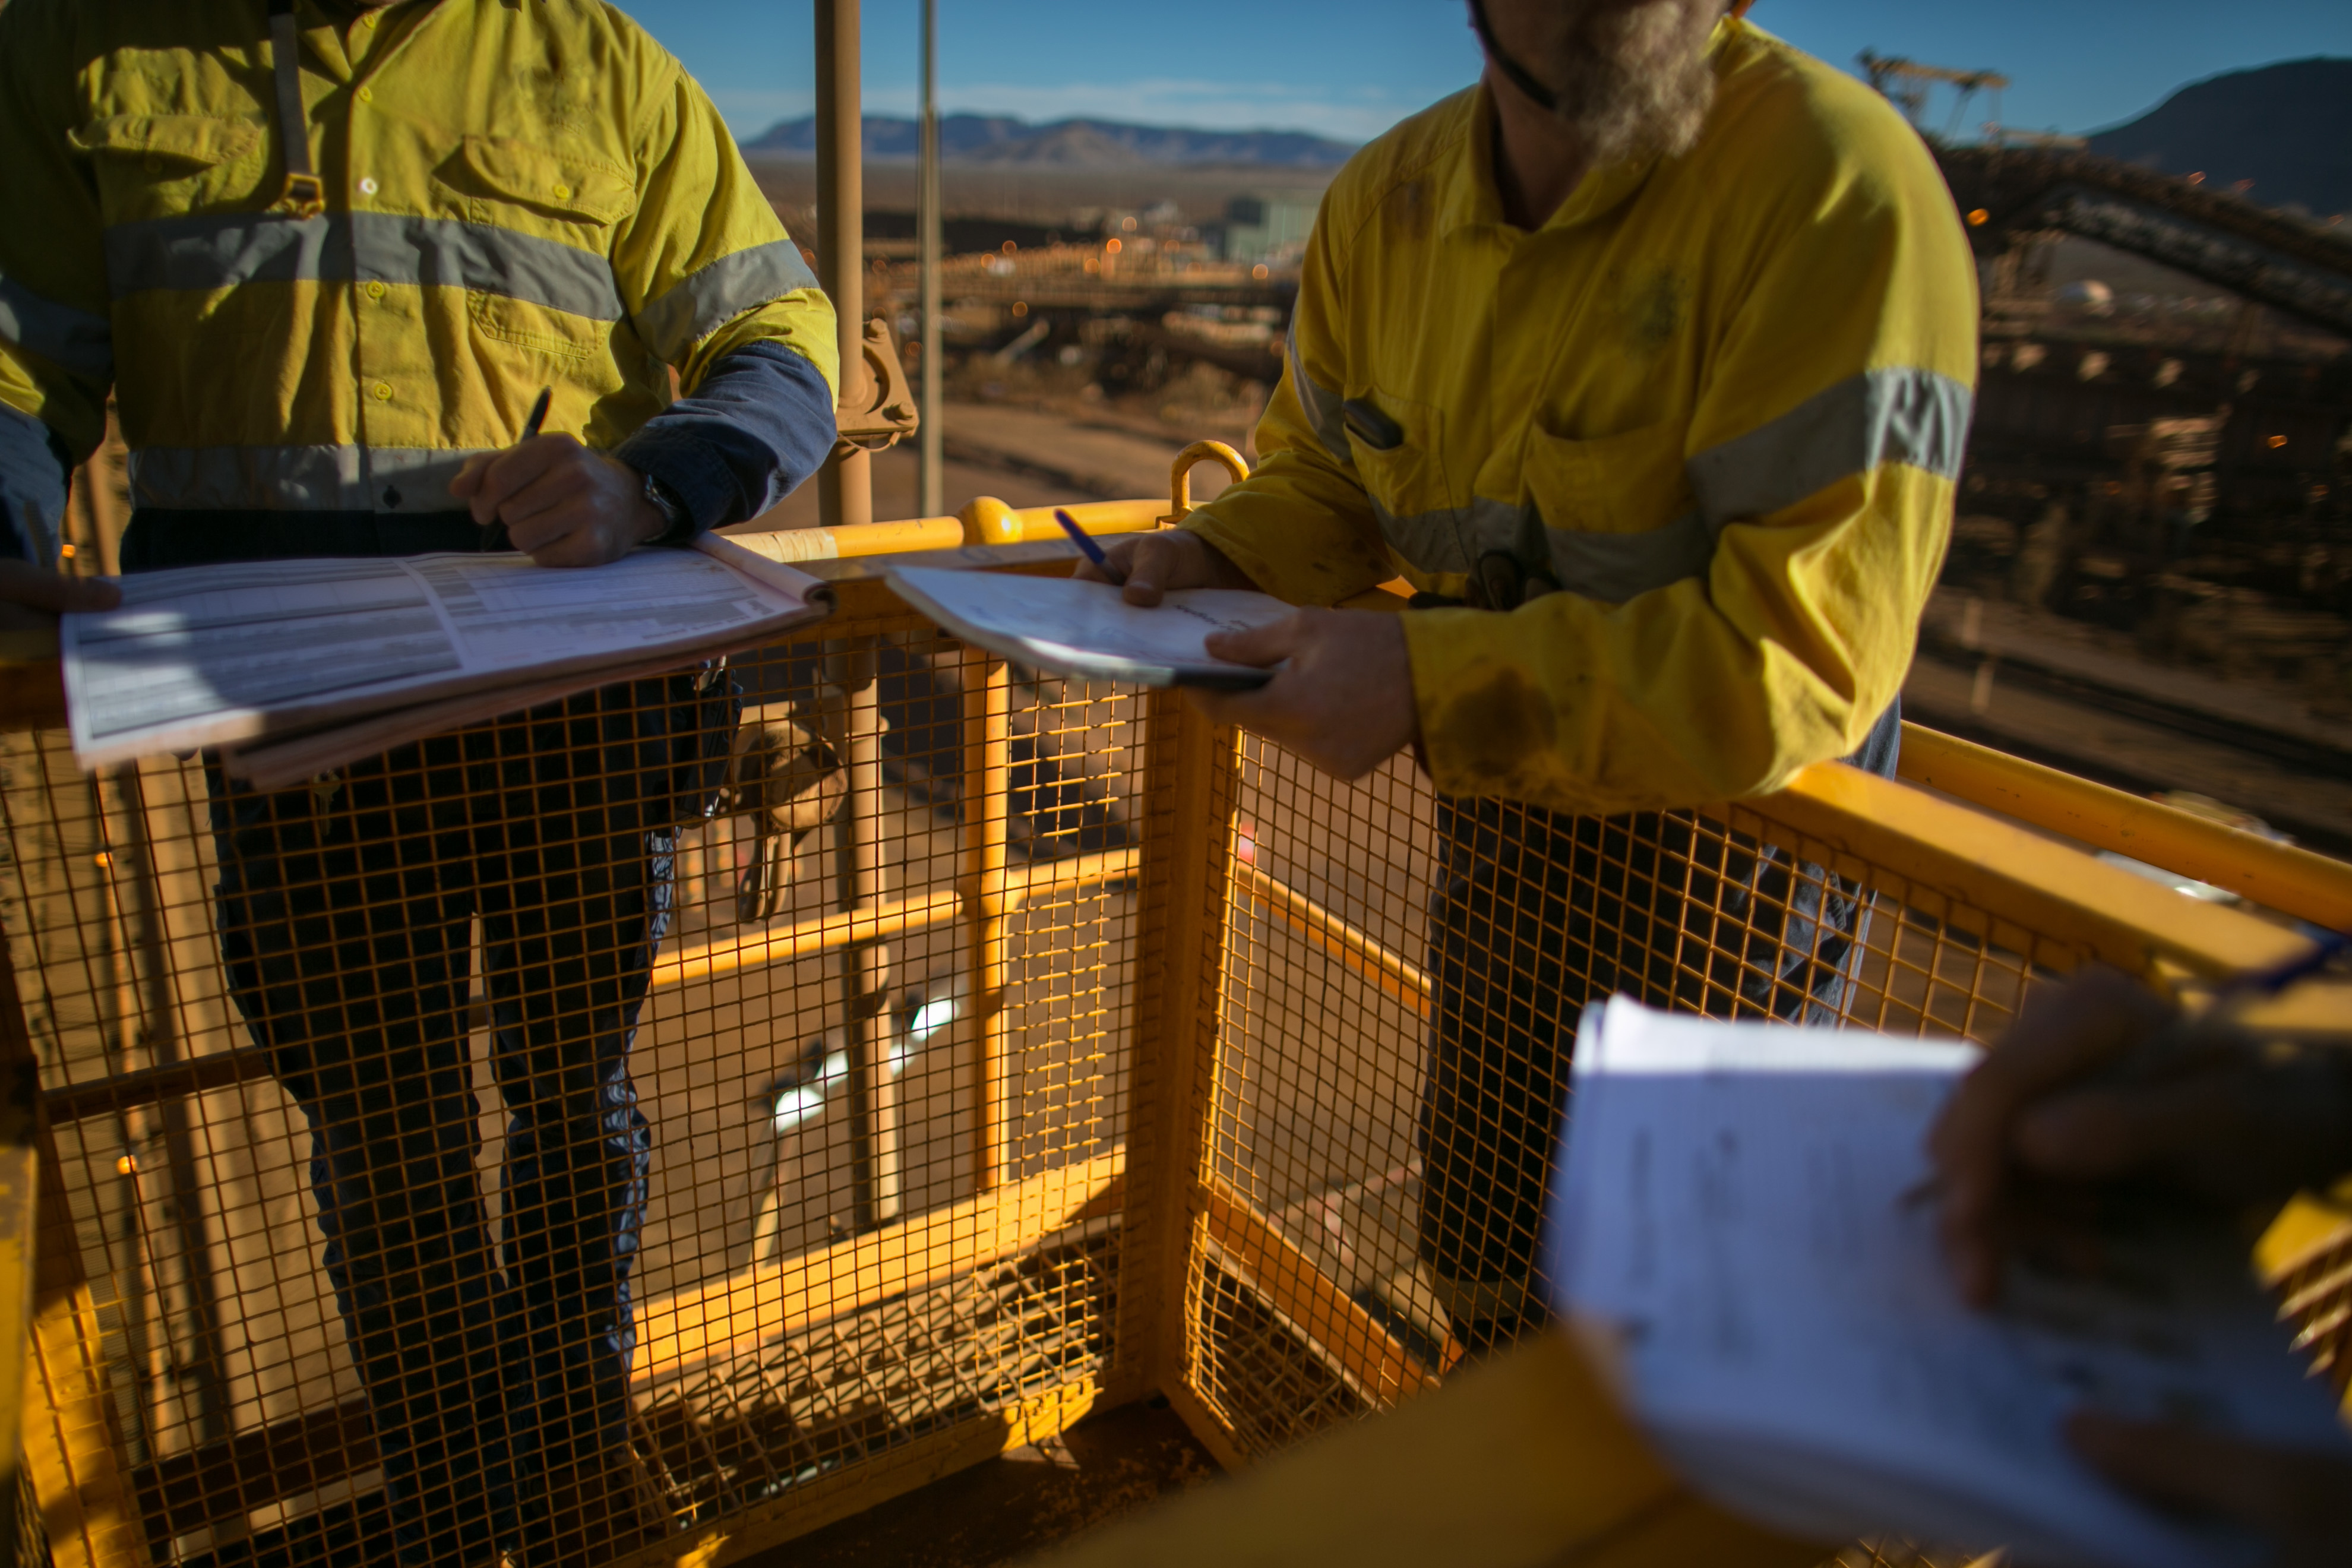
[480,386,554,552]
[1055,508,1124,585]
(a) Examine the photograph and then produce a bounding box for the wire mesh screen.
[1178,734,2073,1460]
[0,611,1145,1568]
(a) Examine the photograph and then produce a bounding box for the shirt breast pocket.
[1521,416,1693,536]
[433,135,635,361]
[74,114,266,228]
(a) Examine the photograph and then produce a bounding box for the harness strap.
[266,0,325,217]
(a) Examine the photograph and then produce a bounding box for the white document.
[884,565,1292,688]
[61,536,827,770]
[1547,998,2352,1568]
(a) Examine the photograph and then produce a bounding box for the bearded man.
[1080,0,1975,1348]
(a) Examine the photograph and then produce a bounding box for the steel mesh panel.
[11,592,2347,1568]
[0,615,1142,1567]
[1174,734,2067,1460]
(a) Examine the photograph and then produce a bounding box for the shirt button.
[365,280,387,301]
[372,382,393,402]
[552,183,571,200]
[358,176,379,196]
[358,86,374,103]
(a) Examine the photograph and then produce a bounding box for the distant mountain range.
[2085,56,2352,217]
[741,113,1358,169]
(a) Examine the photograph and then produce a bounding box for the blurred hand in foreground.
[1926,963,2352,1308]
[2067,1411,2352,1568]
[1927,964,2352,1563]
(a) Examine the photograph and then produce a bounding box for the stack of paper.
[1546,997,2352,1568]
[885,565,1291,689]
[61,535,830,787]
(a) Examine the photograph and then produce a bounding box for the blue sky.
[613,1,2352,147]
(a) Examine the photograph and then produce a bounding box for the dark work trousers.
[128,513,737,1565]
[1417,704,1902,1335]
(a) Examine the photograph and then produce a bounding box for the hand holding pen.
[448,386,671,568]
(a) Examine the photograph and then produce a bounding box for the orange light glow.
[1966,208,1989,226]
[116,1155,137,1176]
[2186,172,2204,185]
[1104,238,1123,255]
[1001,240,1017,255]
[1011,301,1028,318]
[59,542,77,558]
[1251,264,1269,280]
[2265,434,2288,449]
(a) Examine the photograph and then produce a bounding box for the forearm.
[612,342,836,538]
[1405,464,1946,813]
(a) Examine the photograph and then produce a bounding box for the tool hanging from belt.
[265,0,327,218]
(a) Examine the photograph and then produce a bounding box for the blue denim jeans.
[207,671,740,1564]
[1418,704,1901,1320]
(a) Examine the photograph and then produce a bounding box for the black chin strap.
[1466,0,1561,112]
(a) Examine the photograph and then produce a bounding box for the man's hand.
[1926,964,2352,1307]
[0,557,121,615]
[1073,528,1255,606]
[2067,1412,2352,1568]
[450,435,666,568]
[0,557,121,634]
[1191,608,1419,780]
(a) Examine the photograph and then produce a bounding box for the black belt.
[120,510,487,571]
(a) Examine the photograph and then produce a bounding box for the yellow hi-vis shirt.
[1183,20,1978,815]
[0,0,837,525]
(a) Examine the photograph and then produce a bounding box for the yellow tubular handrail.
[1897,723,2352,933]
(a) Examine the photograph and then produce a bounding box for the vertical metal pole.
[815,0,872,532]
[833,641,899,1229]
[960,652,1012,1193]
[916,0,945,519]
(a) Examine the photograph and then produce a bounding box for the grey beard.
[1548,1,1721,166]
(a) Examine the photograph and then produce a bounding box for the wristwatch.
[641,470,692,545]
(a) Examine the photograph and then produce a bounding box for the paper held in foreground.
[1547,998,2352,1568]
[59,535,830,780]
[885,565,1289,688]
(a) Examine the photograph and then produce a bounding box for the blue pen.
[1055,508,1124,586]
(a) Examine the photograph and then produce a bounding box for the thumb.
[1205,613,1303,668]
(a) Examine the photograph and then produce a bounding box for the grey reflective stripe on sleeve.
[634,240,821,364]
[105,212,625,320]
[128,444,495,512]
[1686,366,1972,525]
[0,273,113,380]
[0,404,68,564]
[1285,315,1351,463]
[1373,492,1716,605]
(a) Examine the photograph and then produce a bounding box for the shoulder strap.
[267,0,325,217]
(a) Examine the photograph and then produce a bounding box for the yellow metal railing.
[0,463,2346,1567]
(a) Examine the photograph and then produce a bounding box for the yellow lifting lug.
[1161,440,1249,526]
[831,314,920,459]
